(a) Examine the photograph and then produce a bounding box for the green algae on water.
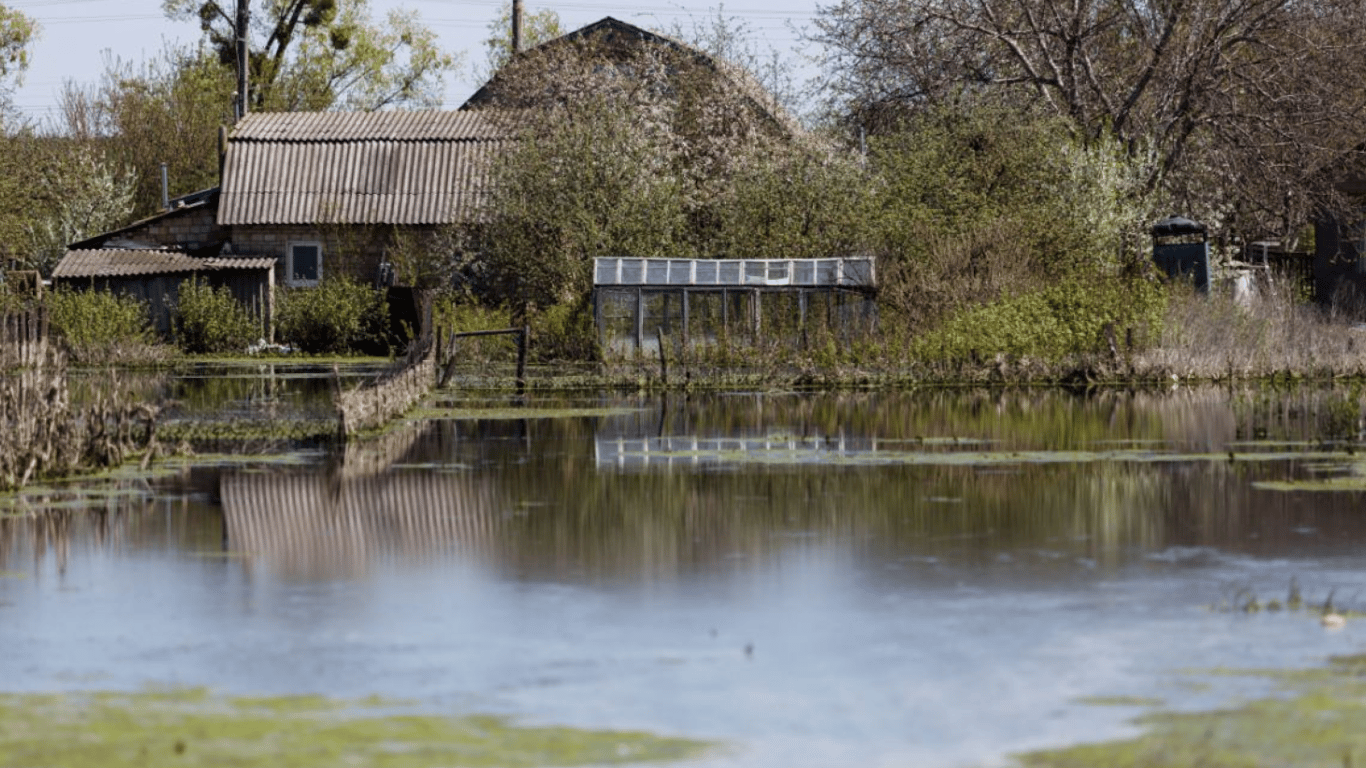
[1017,659,1366,768]
[0,689,716,768]
[410,405,643,421]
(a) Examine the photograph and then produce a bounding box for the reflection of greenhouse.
[595,434,891,469]
[593,257,877,354]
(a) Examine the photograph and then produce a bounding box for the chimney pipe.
[161,163,170,211]
[511,0,523,55]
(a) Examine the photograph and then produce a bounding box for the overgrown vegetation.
[276,277,389,355]
[45,287,168,365]
[472,85,1169,370]
[1,3,1361,383]
[172,278,260,354]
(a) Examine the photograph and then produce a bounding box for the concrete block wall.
[227,224,414,285]
[124,207,224,250]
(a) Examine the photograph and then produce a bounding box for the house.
[54,111,510,340]
[218,109,510,289]
[68,188,225,255]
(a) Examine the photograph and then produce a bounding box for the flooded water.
[4,382,1366,767]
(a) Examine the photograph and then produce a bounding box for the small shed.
[593,257,877,354]
[1151,216,1210,293]
[52,248,276,338]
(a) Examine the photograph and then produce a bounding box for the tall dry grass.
[1135,275,1366,380]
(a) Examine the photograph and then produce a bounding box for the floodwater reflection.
[2,385,1366,767]
[221,423,506,580]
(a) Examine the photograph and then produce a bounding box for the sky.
[6,0,825,125]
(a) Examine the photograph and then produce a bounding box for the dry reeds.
[1135,275,1366,380]
[0,346,159,492]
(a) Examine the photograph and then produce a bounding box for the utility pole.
[234,0,250,122]
[511,0,523,56]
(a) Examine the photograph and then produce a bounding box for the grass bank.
[478,278,1366,391]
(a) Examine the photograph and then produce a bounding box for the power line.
[36,16,165,24]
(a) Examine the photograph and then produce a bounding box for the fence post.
[656,326,668,386]
[435,326,445,386]
[516,325,529,391]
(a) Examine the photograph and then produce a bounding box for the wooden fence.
[334,336,437,439]
[333,326,530,440]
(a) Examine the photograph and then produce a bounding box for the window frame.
[286,241,323,287]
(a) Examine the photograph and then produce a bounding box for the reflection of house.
[219,420,506,578]
[221,470,505,579]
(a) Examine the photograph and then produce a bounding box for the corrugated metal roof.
[230,110,508,142]
[53,249,276,279]
[203,257,279,270]
[221,110,513,226]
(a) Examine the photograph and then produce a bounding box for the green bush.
[276,277,389,355]
[46,287,152,349]
[172,278,260,354]
[910,276,1166,362]
[530,300,599,362]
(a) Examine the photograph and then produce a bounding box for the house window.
[287,242,322,286]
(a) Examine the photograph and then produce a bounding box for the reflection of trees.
[0,488,221,576]
[596,386,1364,451]
[462,387,1366,580]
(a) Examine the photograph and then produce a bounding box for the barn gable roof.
[219,110,513,227]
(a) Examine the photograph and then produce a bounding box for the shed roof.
[53,249,276,279]
[219,110,513,227]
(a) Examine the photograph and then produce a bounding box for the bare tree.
[813,0,1366,238]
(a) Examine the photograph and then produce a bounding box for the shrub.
[529,299,599,362]
[46,287,153,349]
[909,275,1166,362]
[276,277,389,355]
[172,278,260,354]
[433,295,516,364]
